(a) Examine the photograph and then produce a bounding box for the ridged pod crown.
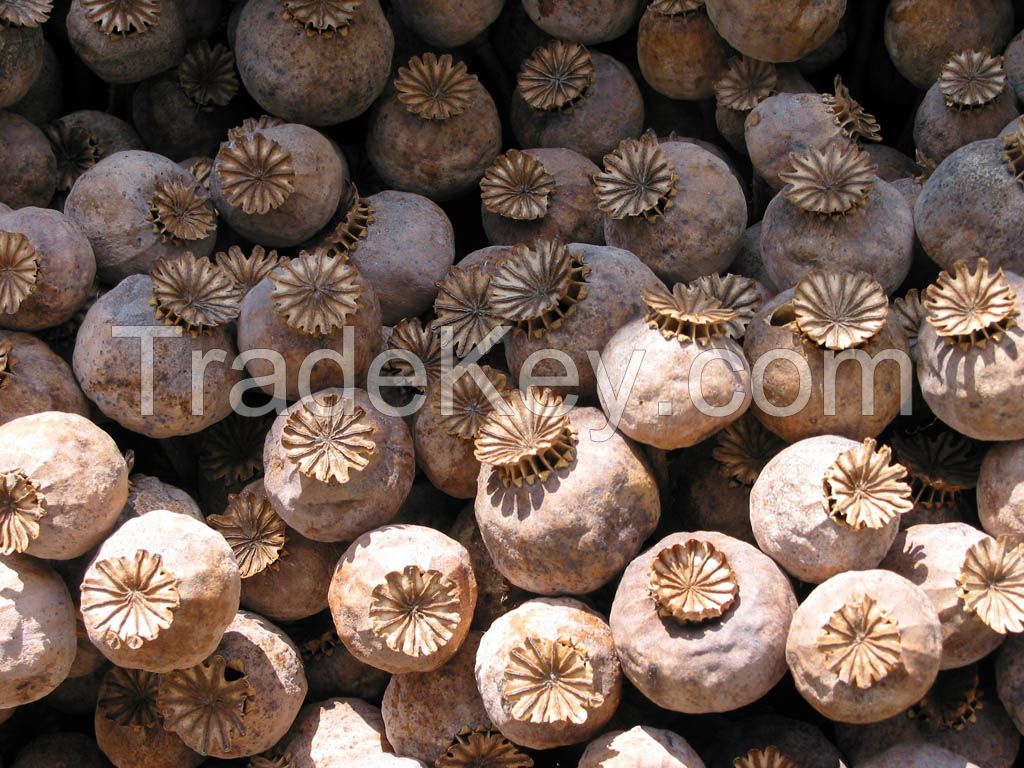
[434,365,510,441]
[281,393,376,484]
[368,564,462,656]
[215,245,284,297]
[822,76,881,143]
[281,0,362,36]
[518,40,594,113]
[733,747,799,768]
[649,0,704,14]
[1004,119,1024,187]
[594,134,678,221]
[957,535,1024,634]
[178,41,238,110]
[891,428,982,510]
[215,132,296,216]
[44,122,100,192]
[643,283,737,344]
[649,539,739,624]
[790,270,889,350]
[714,56,777,111]
[199,414,268,486]
[691,273,763,339]
[0,340,13,389]
[208,492,287,579]
[317,183,375,258]
[0,231,40,316]
[0,0,51,27]
[893,288,925,358]
[395,53,478,121]
[270,250,362,336]
[432,265,499,358]
[81,0,160,36]
[502,637,604,724]
[924,258,1018,350]
[818,594,902,688]
[823,438,913,530]
[939,50,1007,109]
[0,468,45,556]
[437,727,534,768]
[480,150,556,222]
[147,176,217,246]
[386,317,442,384]
[97,667,162,728]
[713,415,785,487]
[780,141,876,218]
[149,253,241,337]
[908,666,984,732]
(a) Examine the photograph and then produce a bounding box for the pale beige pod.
[579,725,706,768]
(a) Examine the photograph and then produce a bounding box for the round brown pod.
[263,388,415,542]
[704,0,846,62]
[0,110,56,209]
[10,732,111,768]
[45,110,144,196]
[610,531,797,714]
[121,474,204,525]
[8,37,60,126]
[391,0,503,48]
[450,505,525,631]
[889,426,981,530]
[474,390,660,595]
[0,555,76,709]
[0,14,43,109]
[297,622,391,702]
[637,3,729,101]
[580,725,705,768]
[997,635,1024,736]
[858,743,980,768]
[712,714,846,768]
[510,43,644,164]
[521,0,641,44]
[786,569,943,724]
[0,331,88,427]
[80,509,241,673]
[978,440,1024,538]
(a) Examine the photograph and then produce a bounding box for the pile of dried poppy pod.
[6,1,1024,767]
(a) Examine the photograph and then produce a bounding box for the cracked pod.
[0,555,76,709]
[66,0,186,84]
[704,0,846,62]
[579,726,706,768]
[263,388,415,542]
[761,142,913,294]
[65,150,215,283]
[0,331,88,427]
[80,509,240,672]
[978,440,1024,538]
[522,0,640,44]
[638,2,729,101]
[611,531,796,714]
[744,270,910,443]
[0,111,56,209]
[474,390,660,595]
[391,0,503,48]
[751,436,910,584]
[235,0,393,126]
[510,43,644,164]
[0,207,97,331]
[329,524,477,674]
[598,136,746,283]
[599,281,752,450]
[158,611,306,758]
[212,123,347,247]
[786,569,943,723]
[0,3,44,108]
[367,53,501,201]
[475,597,621,749]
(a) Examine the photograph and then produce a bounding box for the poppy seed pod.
[47,110,145,194]
[858,743,982,768]
[704,0,846,62]
[997,635,1024,736]
[521,0,642,45]
[890,427,981,529]
[713,714,847,768]
[637,2,729,101]
[10,732,110,768]
[0,5,44,109]
[978,439,1024,538]
[391,0,503,48]
[0,110,56,209]
[0,330,88,429]
[579,726,706,768]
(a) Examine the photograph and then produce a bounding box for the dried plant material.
[594,135,678,221]
[957,535,1024,634]
[437,727,534,768]
[502,637,604,724]
[713,416,785,486]
[643,283,737,345]
[733,747,799,768]
[281,0,361,37]
[1003,120,1024,186]
[475,387,578,487]
[0,230,40,315]
[518,41,594,113]
[270,250,362,336]
[649,0,704,14]
[150,253,241,336]
[0,0,52,27]
[824,438,914,529]
[649,540,739,624]
[780,142,876,217]
[891,429,982,509]
[908,666,983,732]
[97,667,162,728]
[81,550,181,650]
[924,258,1018,349]
[227,115,286,142]
[43,122,100,192]
[147,177,217,246]
[81,0,159,36]
[0,468,45,556]
[395,53,478,121]
[281,393,375,484]
[893,288,926,357]
[386,317,442,384]
[913,149,937,184]
[490,238,589,337]
[819,594,902,688]
[692,273,763,339]
[0,340,14,389]
[791,270,888,350]
[939,50,1007,109]
[822,76,882,143]
[435,365,510,440]
[432,265,499,358]
[215,245,283,295]
[317,184,375,258]
[249,753,294,768]
[369,565,461,656]
[186,156,213,189]
[158,655,254,755]
[200,414,267,485]
[178,41,238,110]
[216,132,296,215]
[209,492,287,579]
[480,150,556,221]
[298,628,340,662]
[714,56,777,111]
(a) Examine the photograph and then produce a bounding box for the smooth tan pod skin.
[281,698,392,768]
[638,9,729,101]
[522,0,642,45]
[0,331,89,428]
[705,0,846,62]
[411,382,479,500]
[579,726,706,768]
[978,440,1024,537]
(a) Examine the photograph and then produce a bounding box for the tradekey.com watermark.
[113,323,915,441]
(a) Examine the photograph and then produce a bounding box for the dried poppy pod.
[0,111,56,209]
[997,636,1024,735]
[0,555,76,709]
[745,76,881,190]
[704,0,845,62]
[713,714,846,768]
[978,440,1024,538]
[328,524,477,674]
[0,207,96,331]
[955,535,1024,637]
[0,1,45,108]
[474,389,660,594]
[917,260,1024,440]
[121,473,203,524]
[9,732,111,768]
[195,412,271,517]
[0,331,88,427]
[8,36,59,125]
[296,619,391,702]
[729,221,780,293]
[66,0,186,84]
[892,428,980,528]
[914,51,1020,165]
[158,611,306,758]
[599,281,752,450]
[367,53,501,201]
[521,0,639,44]
[263,388,415,542]
[391,0,503,48]
[46,110,145,193]
[94,666,202,768]
[236,252,382,400]
[450,505,525,630]
[212,124,346,247]
[580,726,705,768]
[761,142,913,294]
[638,1,729,100]
[596,136,746,283]
[80,509,240,672]
[744,270,911,443]
[786,569,943,723]
[214,244,284,300]
[882,524,1005,669]
[431,262,502,361]
[131,40,242,161]
[511,42,644,165]
[611,532,796,713]
[915,133,1024,274]
[858,743,981,768]
[480,148,603,247]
